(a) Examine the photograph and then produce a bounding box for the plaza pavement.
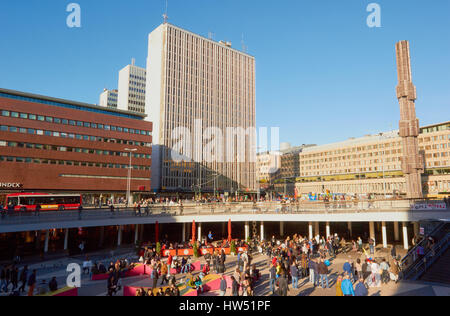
[2,246,449,296]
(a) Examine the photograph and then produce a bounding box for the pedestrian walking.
[11,267,18,291]
[317,259,329,289]
[219,275,227,296]
[34,204,41,217]
[341,275,355,296]
[78,205,83,220]
[269,264,277,295]
[18,265,28,293]
[276,272,289,296]
[231,276,239,296]
[0,266,7,293]
[369,238,375,255]
[290,262,299,289]
[335,275,343,296]
[27,270,37,296]
[354,278,369,296]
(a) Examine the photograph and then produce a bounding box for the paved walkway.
[2,246,450,296]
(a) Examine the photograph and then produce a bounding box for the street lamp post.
[125,148,137,208]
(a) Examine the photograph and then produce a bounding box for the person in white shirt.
[370,261,381,287]
[83,257,93,275]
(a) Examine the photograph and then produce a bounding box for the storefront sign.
[0,183,23,189]
[412,202,447,211]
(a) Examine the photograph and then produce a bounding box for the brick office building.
[0,88,153,205]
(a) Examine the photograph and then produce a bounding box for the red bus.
[1,193,82,212]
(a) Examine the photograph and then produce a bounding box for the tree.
[156,242,161,256]
[230,240,237,255]
[193,242,199,258]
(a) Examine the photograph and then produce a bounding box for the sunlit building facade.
[296,121,450,198]
[146,23,256,194]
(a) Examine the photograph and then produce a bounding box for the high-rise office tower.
[146,23,256,194]
[395,40,424,199]
[118,59,147,114]
[99,88,118,108]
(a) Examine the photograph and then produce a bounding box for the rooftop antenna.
[163,0,169,24]
[241,33,248,53]
[131,58,135,66]
[208,32,215,40]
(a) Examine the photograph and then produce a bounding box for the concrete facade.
[118,60,146,114]
[295,122,449,197]
[99,89,118,108]
[146,23,256,193]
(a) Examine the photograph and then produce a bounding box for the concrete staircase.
[420,247,450,285]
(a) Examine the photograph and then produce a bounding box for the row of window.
[0,124,152,148]
[421,124,450,134]
[0,155,151,171]
[301,134,450,160]
[0,92,142,120]
[420,134,450,142]
[129,93,145,100]
[130,74,146,81]
[0,140,150,159]
[1,110,151,136]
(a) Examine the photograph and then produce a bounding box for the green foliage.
[156,242,161,256]
[193,242,199,258]
[230,240,237,255]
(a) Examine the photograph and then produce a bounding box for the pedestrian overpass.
[0,200,448,252]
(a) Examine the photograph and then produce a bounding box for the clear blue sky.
[0,0,449,146]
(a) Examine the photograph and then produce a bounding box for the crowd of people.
[0,220,436,297]
[0,264,53,296]
[98,231,408,297]
[259,233,402,296]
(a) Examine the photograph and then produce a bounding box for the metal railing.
[0,200,447,228]
[400,222,446,271]
[402,232,450,281]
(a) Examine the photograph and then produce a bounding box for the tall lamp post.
[125,148,137,207]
